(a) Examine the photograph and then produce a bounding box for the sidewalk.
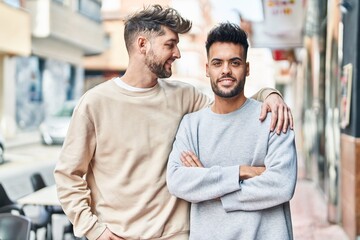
[5,131,41,149]
[291,157,349,240]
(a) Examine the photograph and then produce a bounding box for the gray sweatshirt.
[167,99,297,240]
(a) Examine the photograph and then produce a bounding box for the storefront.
[301,0,360,238]
[0,1,31,137]
[14,56,81,131]
[337,0,360,238]
[0,0,105,137]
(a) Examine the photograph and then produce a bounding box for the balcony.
[26,0,105,55]
[0,2,31,56]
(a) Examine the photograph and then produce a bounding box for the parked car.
[0,131,4,164]
[39,101,76,145]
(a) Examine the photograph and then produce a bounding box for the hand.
[180,151,203,168]
[259,93,294,134]
[239,165,266,180]
[96,228,125,240]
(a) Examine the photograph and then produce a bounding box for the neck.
[121,59,158,88]
[211,94,247,114]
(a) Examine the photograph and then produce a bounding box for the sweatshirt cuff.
[255,88,283,102]
[218,166,241,196]
[220,182,244,212]
[85,222,107,240]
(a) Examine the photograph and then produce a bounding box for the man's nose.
[222,63,231,74]
[173,46,181,59]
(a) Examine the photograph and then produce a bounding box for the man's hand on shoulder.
[259,93,294,134]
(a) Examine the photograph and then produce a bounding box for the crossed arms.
[166,119,298,212]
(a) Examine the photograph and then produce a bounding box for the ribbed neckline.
[109,78,162,97]
[204,99,251,118]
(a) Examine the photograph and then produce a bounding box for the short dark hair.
[124,4,192,52]
[205,22,249,58]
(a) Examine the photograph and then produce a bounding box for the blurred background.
[0,0,359,239]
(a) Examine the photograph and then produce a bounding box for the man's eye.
[232,61,241,66]
[213,62,221,66]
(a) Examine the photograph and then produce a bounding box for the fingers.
[259,103,269,122]
[113,236,126,240]
[275,105,284,135]
[239,165,266,179]
[114,236,126,240]
[255,166,266,175]
[249,166,265,178]
[282,106,289,133]
[180,151,203,167]
[180,153,192,167]
[187,151,204,167]
[288,108,294,130]
[97,228,125,240]
[261,93,295,134]
[277,105,294,134]
[269,107,278,133]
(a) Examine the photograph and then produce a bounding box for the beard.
[145,49,172,78]
[211,76,245,98]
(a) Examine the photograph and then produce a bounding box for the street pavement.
[291,156,349,240]
[0,131,350,240]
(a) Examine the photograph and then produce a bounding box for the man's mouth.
[218,77,236,86]
[165,60,174,68]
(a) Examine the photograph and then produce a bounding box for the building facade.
[0,0,106,138]
[300,0,360,238]
[0,0,31,138]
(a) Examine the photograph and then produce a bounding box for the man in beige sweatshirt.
[54,4,293,240]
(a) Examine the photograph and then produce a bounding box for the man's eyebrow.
[210,58,222,62]
[210,57,243,62]
[229,57,243,61]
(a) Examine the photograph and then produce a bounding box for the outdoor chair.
[30,173,64,214]
[0,182,52,240]
[30,172,75,240]
[0,183,25,215]
[0,213,32,240]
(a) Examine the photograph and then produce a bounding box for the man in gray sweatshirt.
[166,23,297,240]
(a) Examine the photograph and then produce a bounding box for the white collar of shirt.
[113,77,156,92]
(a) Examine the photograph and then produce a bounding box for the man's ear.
[206,63,210,77]
[246,62,250,76]
[137,36,147,54]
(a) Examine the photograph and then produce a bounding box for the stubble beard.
[145,49,172,78]
[211,77,245,98]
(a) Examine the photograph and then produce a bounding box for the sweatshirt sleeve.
[250,87,282,102]
[166,116,241,203]
[187,85,212,113]
[53,102,106,239]
[220,130,297,212]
